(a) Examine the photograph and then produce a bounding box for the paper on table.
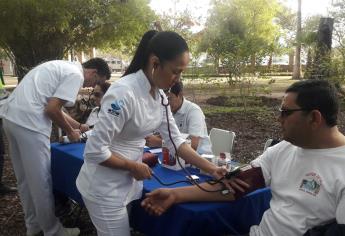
[149,148,162,154]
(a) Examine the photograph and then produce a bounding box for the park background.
[1,0,345,235]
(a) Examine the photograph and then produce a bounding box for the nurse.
[76,30,228,236]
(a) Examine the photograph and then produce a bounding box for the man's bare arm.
[45,97,80,141]
[142,166,266,216]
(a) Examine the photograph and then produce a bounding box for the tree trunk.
[311,17,334,79]
[4,34,65,82]
[267,53,273,70]
[250,54,256,74]
[288,50,294,72]
[292,0,302,80]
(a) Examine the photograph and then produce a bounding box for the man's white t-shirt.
[249,141,345,236]
[173,98,212,154]
[1,60,83,137]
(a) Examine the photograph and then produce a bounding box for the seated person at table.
[142,79,345,236]
[145,81,212,154]
[85,81,111,127]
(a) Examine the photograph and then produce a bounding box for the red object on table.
[142,153,158,167]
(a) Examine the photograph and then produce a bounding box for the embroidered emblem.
[299,172,322,196]
[107,99,124,117]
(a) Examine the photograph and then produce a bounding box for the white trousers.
[83,197,130,236]
[3,119,64,236]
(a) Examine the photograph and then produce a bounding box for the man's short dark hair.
[82,58,111,80]
[170,81,183,96]
[286,79,339,127]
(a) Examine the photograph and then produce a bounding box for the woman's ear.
[151,55,160,69]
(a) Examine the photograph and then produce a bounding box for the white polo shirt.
[1,60,83,137]
[173,98,212,154]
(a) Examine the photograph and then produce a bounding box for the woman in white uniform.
[76,30,228,236]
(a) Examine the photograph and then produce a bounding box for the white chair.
[209,128,236,156]
[263,138,280,152]
[263,138,273,152]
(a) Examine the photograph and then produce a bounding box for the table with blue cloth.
[51,142,272,236]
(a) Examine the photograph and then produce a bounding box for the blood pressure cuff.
[231,165,266,200]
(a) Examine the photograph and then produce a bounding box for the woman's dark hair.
[82,58,111,80]
[123,30,158,76]
[286,79,339,127]
[123,30,189,76]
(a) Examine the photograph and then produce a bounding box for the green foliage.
[200,0,281,67]
[0,0,154,79]
[153,0,202,58]
[331,0,345,81]
[195,0,279,111]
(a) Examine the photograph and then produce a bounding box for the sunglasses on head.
[278,107,312,117]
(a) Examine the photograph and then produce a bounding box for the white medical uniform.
[1,60,83,236]
[173,98,212,154]
[85,107,100,127]
[76,69,185,236]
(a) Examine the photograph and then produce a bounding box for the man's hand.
[141,188,176,216]
[129,162,152,180]
[145,135,162,147]
[211,167,250,193]
[67,129,81,142]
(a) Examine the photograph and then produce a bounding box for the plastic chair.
[263,138,281,151]
[263,139,273,152]
[209,128,236,156]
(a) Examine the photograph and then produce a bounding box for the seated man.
[145,81,212,154]
[142,79,345,236]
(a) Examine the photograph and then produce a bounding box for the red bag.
[142,153,158,167]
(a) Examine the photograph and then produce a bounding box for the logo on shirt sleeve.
[107,99,124,117]
[299,172,322,196]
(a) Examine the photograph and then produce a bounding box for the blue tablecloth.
[51,142,272,236]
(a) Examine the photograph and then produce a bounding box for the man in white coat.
[1,58,110,236]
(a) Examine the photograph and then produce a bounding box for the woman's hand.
[66,129,81,142]
[145,135,162,147]
[129,162,152,180]
[79,124,90,133]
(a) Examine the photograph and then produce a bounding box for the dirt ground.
[1,87,345,235]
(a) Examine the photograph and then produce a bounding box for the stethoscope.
[156,90,229,193]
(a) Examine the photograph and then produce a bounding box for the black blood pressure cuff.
[228,165,266,200]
